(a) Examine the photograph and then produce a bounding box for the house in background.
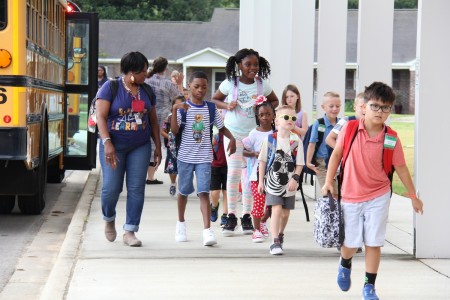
[99,8,417,113]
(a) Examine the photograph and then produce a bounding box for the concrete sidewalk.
[42,166,450,300]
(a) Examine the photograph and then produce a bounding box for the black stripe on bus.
[0,76,64,92]
[27,40,65,66]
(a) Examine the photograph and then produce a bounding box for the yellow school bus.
[0,0,98,214]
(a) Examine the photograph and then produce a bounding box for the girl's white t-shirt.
[219,78,273,137]
[242,128,274,181]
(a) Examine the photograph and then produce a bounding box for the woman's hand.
[104,142,118,170]
[153,146,162,169]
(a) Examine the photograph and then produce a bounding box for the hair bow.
[255,95,268,106]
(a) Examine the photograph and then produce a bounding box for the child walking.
[321,82,423,300]
[258,105,304,255]
[210,125,229,227]
[171,71,236,246]
[281,84,309,139]
[306,91,341,194]
[242,97,275,243]
[162,96,185,196]
[211,48,279,236]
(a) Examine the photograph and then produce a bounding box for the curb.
[40,168,100,300]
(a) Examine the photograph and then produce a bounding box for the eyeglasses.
[277,115,297,121]
[369,104,392,113]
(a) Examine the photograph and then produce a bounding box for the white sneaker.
[175,221,187,242]
[252,230,264,243]
[260,222,269,238]
[203,228,217,246]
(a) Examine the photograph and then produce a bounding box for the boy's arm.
[325,131,338,149]
[395,165,424,214]
[287,165,302,192]
[321,145,343,196]
[306,142,319,173]
[219,126,236,156]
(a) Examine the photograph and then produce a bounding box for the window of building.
[212,70,226,94]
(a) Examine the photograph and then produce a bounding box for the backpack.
[175,101,217,159]
[302,118,333,176]
[87,78,155,133]
[339,120,398,197]
[231,76,263,103]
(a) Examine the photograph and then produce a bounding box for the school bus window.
[0,0,7,31]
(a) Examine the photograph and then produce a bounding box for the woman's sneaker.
[240,214,254,235]
[252,230,264,243]
[260,222,269,237]
[222,214,238,236]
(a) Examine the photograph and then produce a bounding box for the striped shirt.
[176,101,224,164]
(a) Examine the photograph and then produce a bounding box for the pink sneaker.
[252,230,264,243]
[260,222,269,238]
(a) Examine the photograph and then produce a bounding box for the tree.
[74,0,239,21]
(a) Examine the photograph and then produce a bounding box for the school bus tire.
[18,121,48,215]
[47,156,65,184]
[0,195,16,214]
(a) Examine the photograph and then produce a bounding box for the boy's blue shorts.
[177,161,211,196]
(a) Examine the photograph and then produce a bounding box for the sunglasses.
[278,115,297,122]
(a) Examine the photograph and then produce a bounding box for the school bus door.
[64,12,98,170]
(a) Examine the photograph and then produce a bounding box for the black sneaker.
[222,214,237,237]
[240,214,254,235]
[220,214,227,227]
[278,233,285,248]
[210,203,219,222]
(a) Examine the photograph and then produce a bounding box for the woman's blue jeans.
[99,141,151,232]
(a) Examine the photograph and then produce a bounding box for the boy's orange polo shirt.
[336,118,406,203]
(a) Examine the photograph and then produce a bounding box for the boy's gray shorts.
[265,193,295,209]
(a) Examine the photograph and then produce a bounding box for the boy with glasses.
[321,82,424,300]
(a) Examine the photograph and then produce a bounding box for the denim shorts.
[177,160,212,196]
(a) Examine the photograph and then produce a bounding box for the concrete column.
[289,0,315,120]
[239,0,256,49]
[316,0,347,117]
[265,0,292,98]
[356,0,394,92]
[414,0,450,258]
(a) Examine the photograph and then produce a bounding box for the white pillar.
[290,1,315,120]
[414,0,450,258]
[316,0,347,118]
[265,0,292,99]
[356,0,394,92]
[239,0,256,49]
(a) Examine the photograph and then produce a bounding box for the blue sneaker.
[210,203,219,222]
[337,264,351,291]
[362,284,379,300]
[220,214,227,227]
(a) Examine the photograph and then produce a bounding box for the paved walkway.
[40,165,450,300]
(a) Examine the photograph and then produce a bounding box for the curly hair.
[225,48,271,85]
[255,101,276,130]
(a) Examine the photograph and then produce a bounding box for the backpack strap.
[341,120,359,174]
[266,133,277,174]
[233,77,239,101]
[140,83,156,106]
[256,77,263,96]
[205,101,217,160]
[110,78,119,100]
[383,126,398,181]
